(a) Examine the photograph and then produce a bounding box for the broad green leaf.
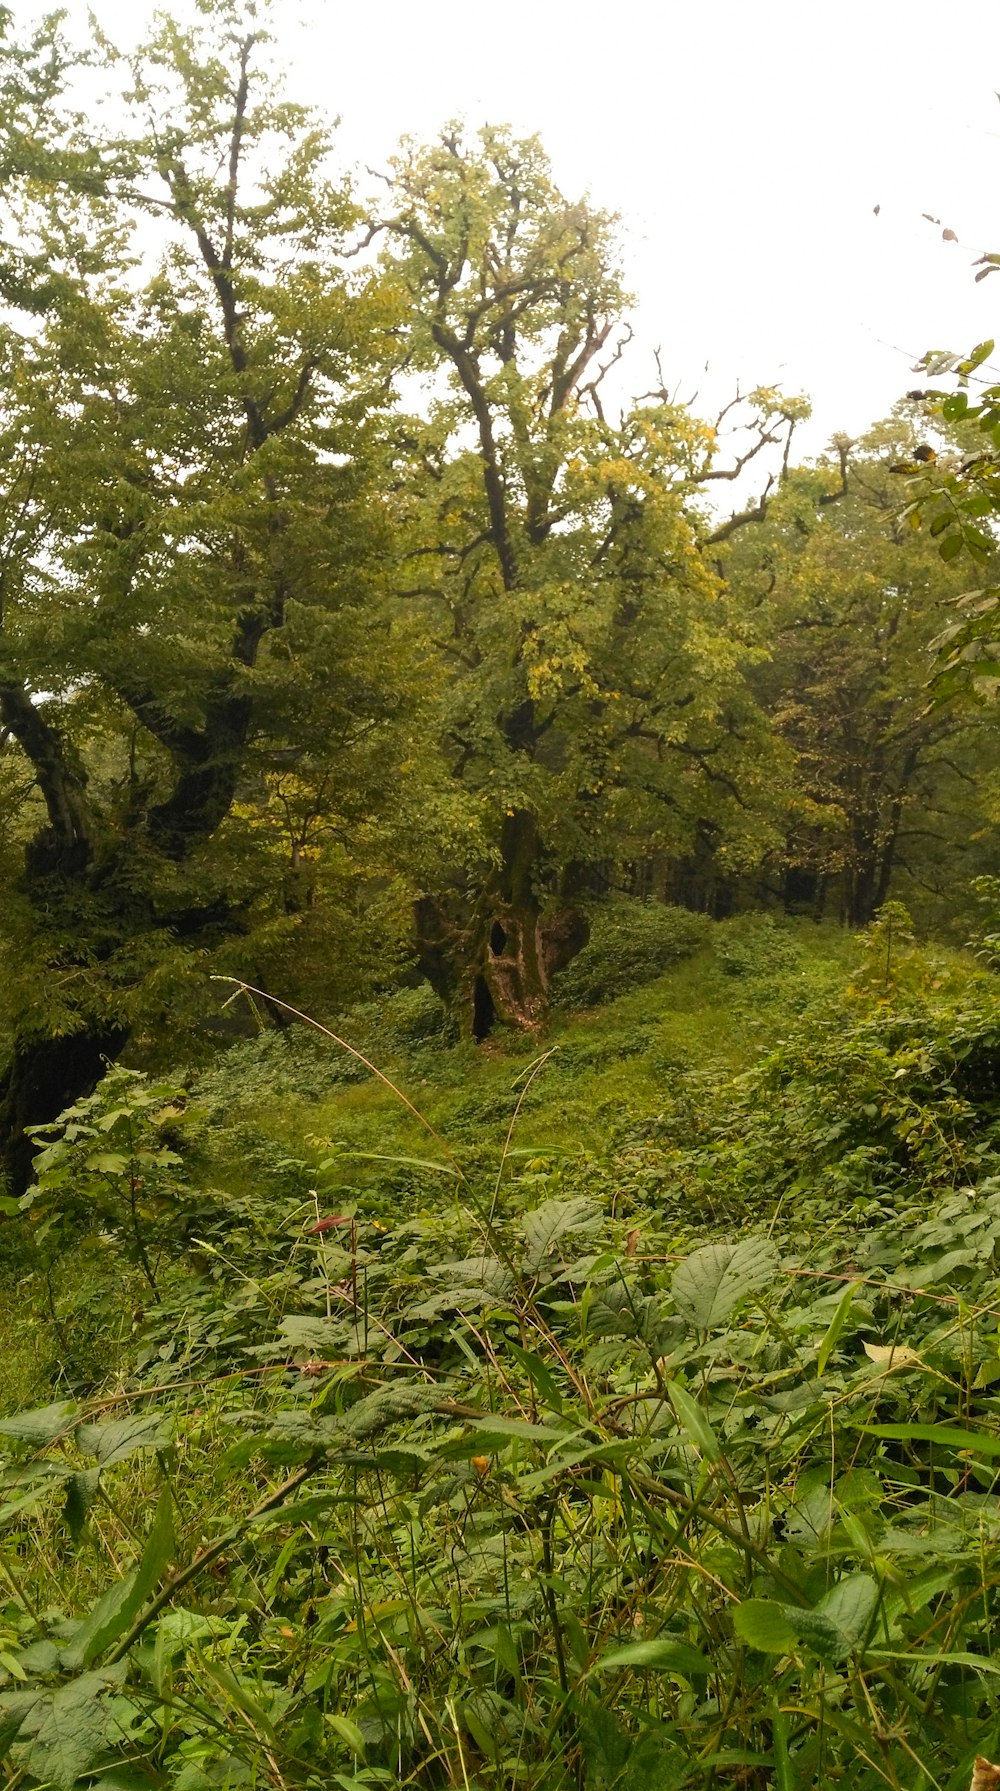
[0,1689,45,1756]
[815,1572,879,1640]
[62,1485,174,1668]
[341,1382,445,1439]
[785,1606,849,1662]
[671,1237,779,1330]
[733,1601,798,1653]
[278,1315,341,1355]
[791,1574,879,1662]
[521,1196,601,1276]
[578,1703,631,1785]
[588,1638,711,1677]
[326,1713,366,1753]
[19,1668,125,1791]
[76,1411,173,1467]
[64,1467,101,1541]
[0,1401,77,1446]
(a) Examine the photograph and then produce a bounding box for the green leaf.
[18,1668,125,1791]
[76,1411,173,1467]
[733,1601,798,1653]
[64,1467,101,1541]
[521,1196,601,1275]
[0,1689,45,1757]
[440,1415,567,1458]
[671,1237,778,1330]
[84,1151,129,1174]
[588,1638,711,1677]
[816,1573,879,1640]
[817,1281,855,1374]
[667,1381,721,1461]
[326,1713,366,1754]
[790,1574,879,1663]
[505,1342,566,1414]
[341,1382,445,1440]
[863,1649,1000,1675]
[941,392,969,420]
[278,1314,341,1355]
[0,1401,77,1446]
[939,532,964,561]
[62,1485,174,1668]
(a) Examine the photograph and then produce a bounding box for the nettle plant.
[20,1066,192,1295]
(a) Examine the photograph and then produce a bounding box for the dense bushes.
[552,898,711,1006]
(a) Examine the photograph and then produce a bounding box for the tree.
[897,336,1000,699]
[380,127,799,1036]
[722,415,997,924]
[0,4,396,1185]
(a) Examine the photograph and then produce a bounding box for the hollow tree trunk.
[416,809,589,1040]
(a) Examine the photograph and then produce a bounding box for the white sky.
[33,0,1000,460]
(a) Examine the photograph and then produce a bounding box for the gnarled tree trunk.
[416,809,589,1039]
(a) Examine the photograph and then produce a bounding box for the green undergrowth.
[2,913,1000,1788]
[190,912,860,1193]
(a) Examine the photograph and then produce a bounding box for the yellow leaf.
[863,1341,924,1371]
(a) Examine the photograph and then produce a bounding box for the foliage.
[0,943,997,1790]
[0,9,998,1791]
[551,899,711,1007]
[722,416,998,923]
[382,125,796,1032]
[713,910,803,981]
[900,335,1000,702]
[19,1068,196,1295]
[0,0,409,1177]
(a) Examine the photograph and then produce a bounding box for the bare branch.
[703,475,776,546]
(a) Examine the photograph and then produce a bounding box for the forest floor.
[0,909,999,1791]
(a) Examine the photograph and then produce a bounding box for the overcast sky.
[33,0,1000,461]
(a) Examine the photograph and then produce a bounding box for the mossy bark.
[416,809,589,1039]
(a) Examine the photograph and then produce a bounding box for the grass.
[201,918,861,1184]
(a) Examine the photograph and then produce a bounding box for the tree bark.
[415,809,589,1038]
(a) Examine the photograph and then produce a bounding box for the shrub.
[195,1023,369,1111]
[552,898,711,1007]
[713,911,803,980]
